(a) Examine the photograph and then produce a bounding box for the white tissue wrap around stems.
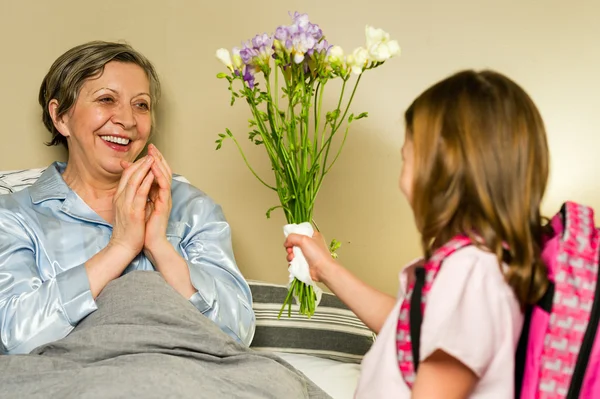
[283,222,323,307]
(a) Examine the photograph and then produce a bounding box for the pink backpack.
[396,201,600,398]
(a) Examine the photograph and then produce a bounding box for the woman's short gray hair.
[38,41,161,148]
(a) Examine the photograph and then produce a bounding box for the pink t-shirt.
[354,246,524,398]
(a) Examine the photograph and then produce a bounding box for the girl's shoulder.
[440,244,509,284]
[421,245,523,379]
[398,245,507,297]
[429,245,518,314]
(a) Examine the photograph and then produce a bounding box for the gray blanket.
[0,271,331,399]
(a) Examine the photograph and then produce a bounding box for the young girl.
[284,70,550,398]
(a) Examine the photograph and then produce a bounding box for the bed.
[0,168,370,398]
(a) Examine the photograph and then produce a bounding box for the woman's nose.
[111,103,136,130]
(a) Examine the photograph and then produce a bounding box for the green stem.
[264,77,302,220]
[302,84,312,197]
[244,83,292,191]
[329,79,347,142]
[334,74,362,132]
[325,122,352,174]
[287,77,298,171]
[313,81,321,153]
[274,67,279,118]
[228,134,276,191]
[311,81,326,209]
[316,75,363,175]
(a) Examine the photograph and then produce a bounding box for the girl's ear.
[48,99,71,138]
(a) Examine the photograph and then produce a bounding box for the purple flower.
[252,33,270,49]
[238,34,275,67]
[313,39,330,54]
[303,62,310,75]
[289,12,323,40]
[256,35,274,60]
[290,31,316,63]
[240,42,258,65]
[305,24,323,41]
[284,38,294,50]
[291,12,310,29]
[274,26,289,42]
[243,66,256,88]
[286,23,301,38]
[240,12,329,66]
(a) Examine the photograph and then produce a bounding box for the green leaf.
[329,239,342,259]
[248,129,261,141]
[216,72,228,79]
[355,112,369,120]
[308,163,321,175]
[325,109,340,123]
[266,205,283,219]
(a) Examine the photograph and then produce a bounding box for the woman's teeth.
[100,136,130,145]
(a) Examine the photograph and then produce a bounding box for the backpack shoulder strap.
[559,202,600,399]
[560,201,596,254]
[515,202,600,399]
[408,235,472,373]
[409,266,426,373]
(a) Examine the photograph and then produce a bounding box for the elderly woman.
[0,41,255,355]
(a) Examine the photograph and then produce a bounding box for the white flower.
[365,25,401,62]
[293,53,305,64]
[365,26,389,49]
[327,45,344,64]
[216,48,233,70]
[369,40,401,62]
[231,47,243,70]
[346,47,369,75]
[387,40,401,57]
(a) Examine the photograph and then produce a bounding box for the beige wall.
[1,0,599,295]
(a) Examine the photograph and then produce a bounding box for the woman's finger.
[149,144,172,184]
[123,156,154,204]
[150,162,170,192]
[117,156,152,195]
[133,171,155,211]
[150,144,171,174]
[149,160,172,209]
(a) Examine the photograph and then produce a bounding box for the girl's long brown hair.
[405,70,550,307]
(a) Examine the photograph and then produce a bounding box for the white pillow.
[275,352,361,399]
[0,168,46,195]
[0,167,189,195]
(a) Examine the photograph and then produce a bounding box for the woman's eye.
[98,97,114,103]
[136,102,150,111]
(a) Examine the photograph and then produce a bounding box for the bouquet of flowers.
[215,12,399,318]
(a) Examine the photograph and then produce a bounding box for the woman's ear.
[48,99,70,138]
